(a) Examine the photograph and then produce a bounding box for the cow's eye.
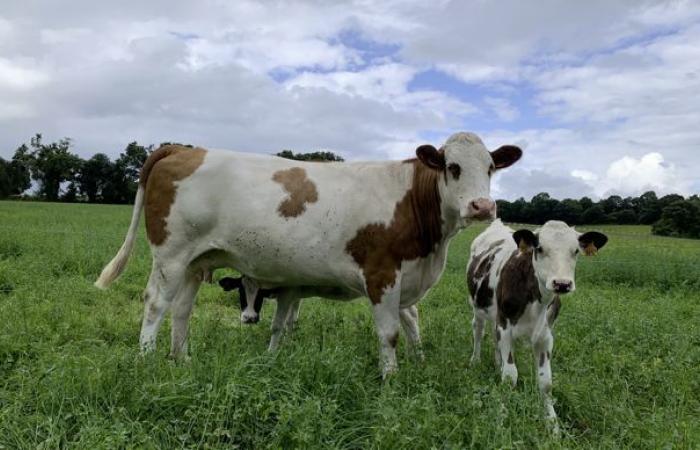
[448,163,461,179]
[536,246,544,254]
[574,248,580,255]
[488,164,495,176]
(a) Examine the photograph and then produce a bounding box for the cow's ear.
[491,145,522,169]
[416,145,445,170]
[578,231,608,256]
[219,277,242,291]
[513,229,538,252]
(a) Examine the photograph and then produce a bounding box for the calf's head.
[513,221,608,294]
[416,132,521,224]
[219,276,264,324]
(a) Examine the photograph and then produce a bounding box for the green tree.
[652,200,700,238]
[0,158,11,198]
[276,149,344,162]
[2,144,32,196]
[102,142,151,204]
[27,134,83,201]
[78,153,113,203]
[581,205,607,224]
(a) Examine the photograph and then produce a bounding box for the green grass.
[0,201,698,449]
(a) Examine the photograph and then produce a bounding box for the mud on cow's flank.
[142,145,207,245]
[272,167,319,218]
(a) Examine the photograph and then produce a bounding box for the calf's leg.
[497,324,518,386]
[268,291,297,351]
[285,299,302,330]
[399,305,424,360]
[470,313,485,365]
[533,327,558,430]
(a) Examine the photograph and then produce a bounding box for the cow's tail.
[94,186,145,289]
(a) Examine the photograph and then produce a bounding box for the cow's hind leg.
[140,260,187,353]
[399,305,424,361]
[268,290,297,351]
[169,269,202,359]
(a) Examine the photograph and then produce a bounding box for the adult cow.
[95,132,522,377]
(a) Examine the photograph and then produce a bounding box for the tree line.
[0,135,344,204]
[1,135,696,238]
[498,192,700,239]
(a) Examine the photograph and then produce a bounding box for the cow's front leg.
[267,291,296,351]
[533,327,559,433]
[399,305,424,361]
[497,323,518,386]
[369,277,402,379]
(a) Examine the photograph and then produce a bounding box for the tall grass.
[0,201,698,448]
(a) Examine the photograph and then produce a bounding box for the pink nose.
[467,198,496,220]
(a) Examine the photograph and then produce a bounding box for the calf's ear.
[416,144,446,170]
[491,145,522,169]
[578,231,608,256]
[513,229,538,252]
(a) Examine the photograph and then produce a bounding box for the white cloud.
[572,152,687,197]
[0,1,698,200]
[0,58,49,91]
[484,96,519,122]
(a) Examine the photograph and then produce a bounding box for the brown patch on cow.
[539,352,546,368]
[496,249,541,327]
[272,167,319,218]
[388,332,399,348]
[507,352,514,364]
[346,160,443,304]
[547,295,562,325]
[143,145,207,246]
[467,240,505,309]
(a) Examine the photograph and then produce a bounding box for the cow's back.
[467,220,515,313]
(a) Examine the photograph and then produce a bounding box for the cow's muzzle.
[466,198,496,221]
[552,279,574,294]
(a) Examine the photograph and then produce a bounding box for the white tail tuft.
[95,187,145,289]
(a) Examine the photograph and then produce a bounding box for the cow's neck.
[400,159,451,257]
[537,279,557,306]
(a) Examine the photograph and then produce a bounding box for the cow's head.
[219,276,264,324]
[416,132,521,225]
[513,221,608,295]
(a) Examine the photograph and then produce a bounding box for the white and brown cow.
[95,131,521,377]
[467,219,608,427]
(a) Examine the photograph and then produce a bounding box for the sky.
[1,0,699,200]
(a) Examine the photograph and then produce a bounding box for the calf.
[218,276,271,324]
[95,131,522,377]
[467,220,607,427]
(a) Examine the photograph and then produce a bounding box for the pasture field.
[0,200,698,449]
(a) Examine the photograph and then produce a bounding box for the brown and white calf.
[95,131,522,377]
[467,219,608,426]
